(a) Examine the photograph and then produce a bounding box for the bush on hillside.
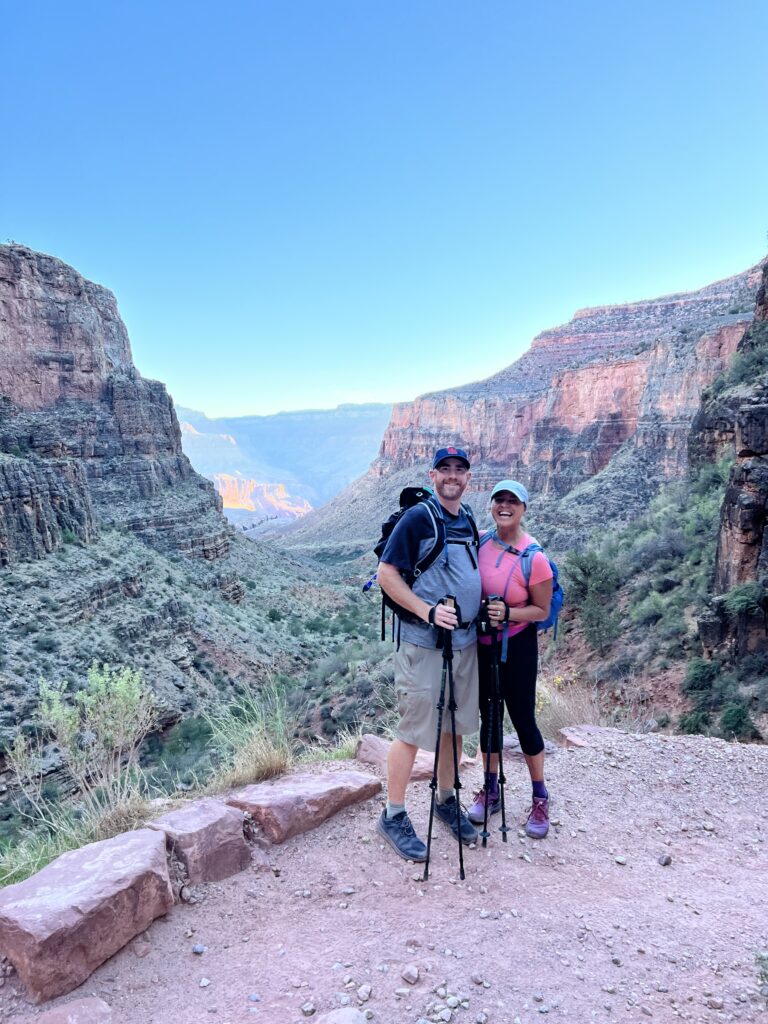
[678,709,711,735]
[203,681,297,791]
[564,551,621,655]
[723,581,765,617]
[682,657,719,695]
[719,700,762,741]
[2,664,157,886]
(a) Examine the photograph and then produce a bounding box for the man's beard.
[435,479,465,501]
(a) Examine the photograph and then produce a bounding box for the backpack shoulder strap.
[412,495,444,577]
[460,503,480,546]
[517,542,542,585]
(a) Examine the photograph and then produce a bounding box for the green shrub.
[581,596,621,654]
[723,582,765,617]
[564,552,619,604]
[678,709,711,735]
[682,657,719,694]
[1,664,157,885]
[719,701,761,741]
[630,592,665,626]
[725,347,768,386]
[203,681,297,791]
[33,635,59,653]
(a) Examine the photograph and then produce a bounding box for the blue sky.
[2,1,767,417]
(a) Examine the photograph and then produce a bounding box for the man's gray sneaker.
[377,809,427,862]
[435,796,478,844]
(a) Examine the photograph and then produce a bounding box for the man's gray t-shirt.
[379,500,481,650]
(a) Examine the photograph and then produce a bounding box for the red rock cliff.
[290,262,764,554]
[376,265,762,499]
[0,245,228,566]
[690,263,768,658]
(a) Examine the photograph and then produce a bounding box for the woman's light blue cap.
[491,479,529,505]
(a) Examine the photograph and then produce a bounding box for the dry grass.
[202,682,296,793]
[300,724,364,762]
[535,671,604,739]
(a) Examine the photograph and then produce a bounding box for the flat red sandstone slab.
[558,724,616,748]
[356,733,475,781]
[226,771,381,844]
[37,997,113,1023]
[0,829,173,1003]
[148,798,250,882]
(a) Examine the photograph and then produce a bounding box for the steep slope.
[0,247,352,759]
[691,261,768,660]
[288,263,764,555]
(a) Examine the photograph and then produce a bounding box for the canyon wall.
[0,246,227,566]
[690,263,768,658]
[376,267,761,498]
[291,262,764,552]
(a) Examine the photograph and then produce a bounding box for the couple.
[376,446,553,862]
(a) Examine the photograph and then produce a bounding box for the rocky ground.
[1,727,766,1024]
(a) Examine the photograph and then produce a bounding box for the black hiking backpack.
[363,486,479,641]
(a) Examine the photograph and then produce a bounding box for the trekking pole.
[479,596,501,848]
[423,599,450,882]
[442,599,465,880]
[480,671,495,848]
[493,629,510,842]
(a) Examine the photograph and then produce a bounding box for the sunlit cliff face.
[212,474,312,519]
[373,264,763,496]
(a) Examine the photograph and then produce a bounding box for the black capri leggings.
[477,624,544,757]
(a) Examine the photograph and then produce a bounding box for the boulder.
[148,798,250,882]
[558,725,616,749]
[0,829,173,1003]
[315,1010,368,1024]
[37,997,113,1023]
[226,770,381,843]
[355,733,475,780]
[502,734,558,757]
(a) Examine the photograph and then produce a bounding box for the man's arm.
[377,562,459,630]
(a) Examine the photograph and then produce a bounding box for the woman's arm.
[487,578,553,626]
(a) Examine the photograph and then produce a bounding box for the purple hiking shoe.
[467,787,501,825]
[525,796,550,839]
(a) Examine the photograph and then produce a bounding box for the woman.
[468,479,554,838]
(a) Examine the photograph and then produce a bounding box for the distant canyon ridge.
[176,404,392,532]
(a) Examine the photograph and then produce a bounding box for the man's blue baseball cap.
[491,479,529,505]
[432,446,470,469]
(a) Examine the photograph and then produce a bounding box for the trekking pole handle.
[486,595,508,625]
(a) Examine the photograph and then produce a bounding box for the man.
[376,446,482,861]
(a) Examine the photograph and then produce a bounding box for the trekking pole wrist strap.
[428,604,437,625]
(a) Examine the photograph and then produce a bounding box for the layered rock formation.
[377,266,761,496]
[290,262,764,553]
[213,475,312,520]
[690,263,768,657]
[0,245,227,565]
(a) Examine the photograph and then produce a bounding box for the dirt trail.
[2,728,767,1024]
